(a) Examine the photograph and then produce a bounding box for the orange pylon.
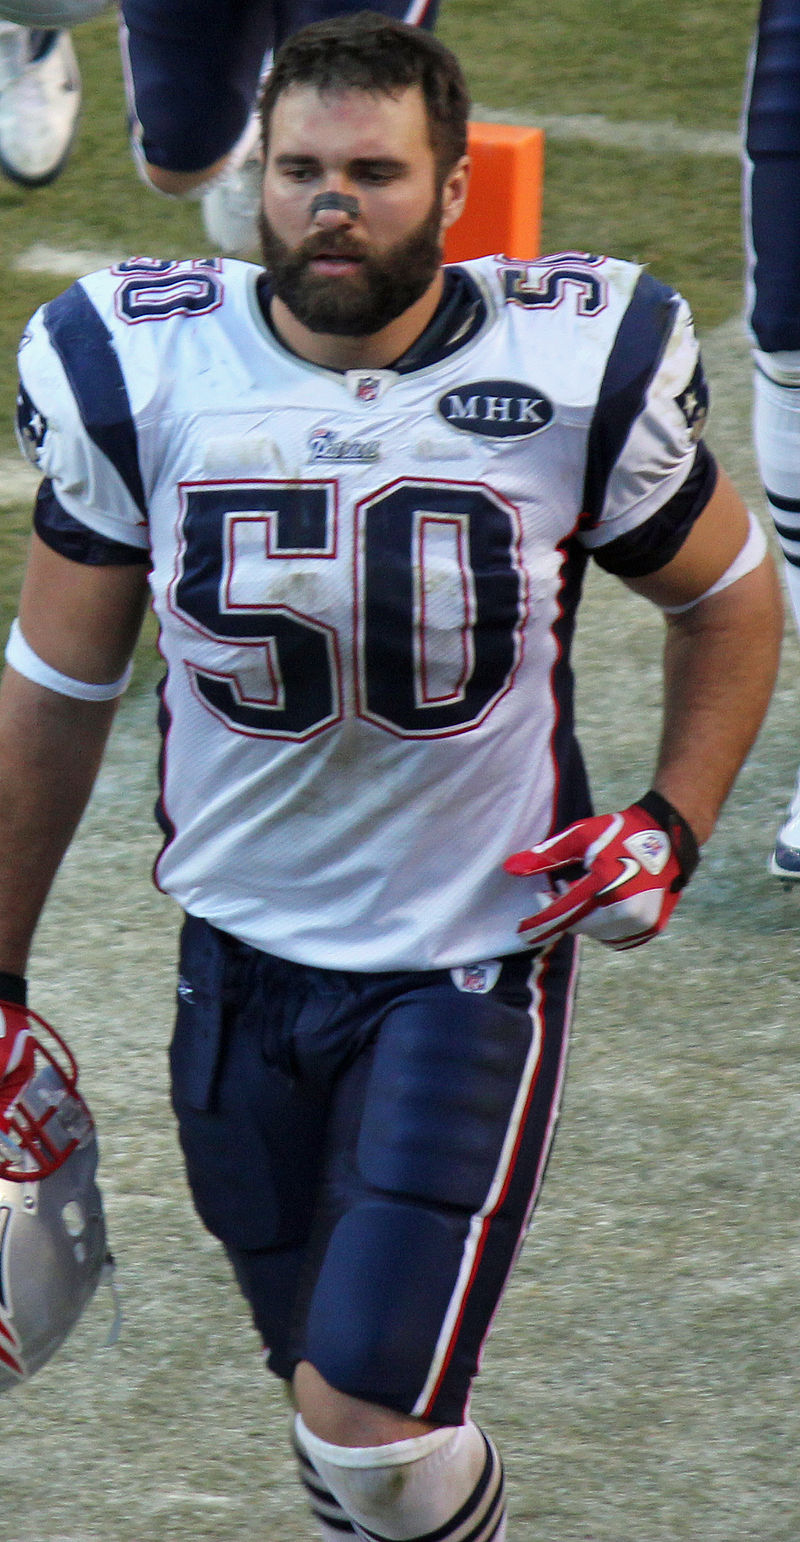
[444,121,544,264]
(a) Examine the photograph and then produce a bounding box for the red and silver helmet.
[0,1005,109,1390]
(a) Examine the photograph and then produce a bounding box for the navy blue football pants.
[744,0,800,351]
[169,916,577,1424]
[120,0,440,175]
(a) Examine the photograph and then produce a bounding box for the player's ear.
[439,155,470,233]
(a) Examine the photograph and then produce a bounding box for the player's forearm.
[651,557,782,846]
[0,666,117,975]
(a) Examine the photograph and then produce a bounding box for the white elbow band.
[661,511,768,614]
[5,618,133,701]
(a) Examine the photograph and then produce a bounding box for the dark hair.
[260,11,470,179]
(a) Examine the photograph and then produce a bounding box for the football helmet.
[0,1002,109,1390]
[0,1,110,25]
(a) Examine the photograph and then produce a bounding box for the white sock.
[296,1414,506,1541]
[753,351,800,633]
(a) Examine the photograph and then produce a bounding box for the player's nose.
[309,190,361,228]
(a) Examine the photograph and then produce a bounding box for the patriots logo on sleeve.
[674,360,709,442]
[15,380,49,465]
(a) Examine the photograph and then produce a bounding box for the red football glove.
[504,791,699,951]
[0,1001,36,1129]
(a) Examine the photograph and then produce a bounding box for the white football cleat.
[769,770,800,879]
[201,109,262,255]
[0,24,81,186]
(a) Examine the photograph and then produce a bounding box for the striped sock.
[292,1424,359,1539]
[296,1416,506,1541]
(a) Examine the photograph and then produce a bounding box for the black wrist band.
[0,971,27,1007]
[636,790,700,892]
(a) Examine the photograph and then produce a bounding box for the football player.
[121,0,440,254]
[0,14,781,1539]
[743,0,800,877]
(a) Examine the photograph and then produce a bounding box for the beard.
[259,196,444,337]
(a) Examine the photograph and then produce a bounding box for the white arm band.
[5,618,133,701]
[660,511,768,614]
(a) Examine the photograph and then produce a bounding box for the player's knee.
[138,158,227,197]
[294,1359,428,1448]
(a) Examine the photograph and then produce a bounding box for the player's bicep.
[623,466,757,610]
[17,533,150,684]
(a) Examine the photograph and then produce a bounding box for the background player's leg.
[743,0,800,874]
[119,0,272,212]
[0,20,80,185]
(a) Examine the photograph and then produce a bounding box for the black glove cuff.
[636,790,700,892]
[0,972,28,1007]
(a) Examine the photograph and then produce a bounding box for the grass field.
[3,3,800,1539]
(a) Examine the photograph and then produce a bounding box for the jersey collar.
[255,265,487,376]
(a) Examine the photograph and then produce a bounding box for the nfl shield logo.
[355,374,381,403]
[450,960,502,994]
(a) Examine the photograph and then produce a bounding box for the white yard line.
[0,455,38,505]
[471,105,740,157]
[12,242,126,277]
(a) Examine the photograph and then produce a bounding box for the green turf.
[538,143,745,330]
[440,0,757,127]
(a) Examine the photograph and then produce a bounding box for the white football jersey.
[16,253,710,970]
